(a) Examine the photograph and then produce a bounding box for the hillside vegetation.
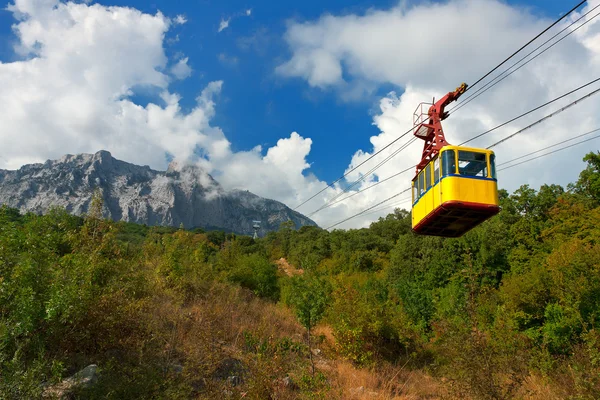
[2,153,600,399]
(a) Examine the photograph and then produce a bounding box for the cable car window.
[490,154,497,179]
[413,181,418,202]
[415,177,421,201]
[442,149,456,176]
[458,151,488,177]
[418,171,425,196]
[434,157,440,184]
[425,164,432,189]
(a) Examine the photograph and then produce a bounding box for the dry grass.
[312,325,448,400]
[513,374,564,400]
[327,360,448,400]
[127,282,311,399]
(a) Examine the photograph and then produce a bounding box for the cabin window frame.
[458,150,488,178]
[434,157,440,184]
[425,164,432,190]
[412,181,418,203]
[442,149,456,176]
[490,153,497,180]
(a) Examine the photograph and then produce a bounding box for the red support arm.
[413,83,468,174]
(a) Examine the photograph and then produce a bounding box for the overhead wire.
[316,81,600,217]
[295,2,589,212]
[498,133,600,172]
[329,127,600,227]
[487,86,600,149]
[360,196,413,217]
[292,125,414,210]
[460,76,600,146]
[497,127,600,167]
[307,137,417,216]
[460,0,587,94]
[449,4,600,115]
[304,1,594,227]
[309,69,600,217]
[308,163,416,216]
[324,188,411,230]
[324,79,600,229]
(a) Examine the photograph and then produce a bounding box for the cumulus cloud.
[278,0,600,229]
[3,0,600,232]
[174,14,187,25]
[217,52,239,67]
[0,0,327,223]
[218,8,253,32]
[218,18,230,32]
[170,57,192,79]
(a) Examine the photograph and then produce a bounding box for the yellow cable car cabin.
[410,83,500,238]
[411,146,500,237]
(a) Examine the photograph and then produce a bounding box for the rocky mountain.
[0,150,317,235]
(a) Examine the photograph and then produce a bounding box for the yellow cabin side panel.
[412,177,499,228]
[440,177,499,206]
[432,181,442,208]
[412,186,436,227]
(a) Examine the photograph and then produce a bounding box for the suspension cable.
[308,137,416,216]
[449,5,600,115]
[360,196,413,217]
[497,127,600,167]
[460,77,600,146]
[487,87,600,149]
[463,0,587,94]
[296,2,591,214]
[324,188,411,230]
[498,133,600,172]
[308,138,417,216]
[309,164,415,215]
[336,128,600,227]
[292,125,414,210]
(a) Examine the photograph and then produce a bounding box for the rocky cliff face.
[0,150,317,235]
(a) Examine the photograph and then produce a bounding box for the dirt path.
[274,257,304,277]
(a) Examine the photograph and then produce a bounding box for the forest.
[1,153,600,399]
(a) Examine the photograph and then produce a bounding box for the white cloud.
[3,0,600,232]
[174,14,187,25]
[218,18,230,32]
[0,0,328,225]
[217,52,239,66]
[277,0,600,229]
[218,8,253,32]
[170,57,192,79]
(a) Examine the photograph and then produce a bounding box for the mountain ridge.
[0,150,317,235]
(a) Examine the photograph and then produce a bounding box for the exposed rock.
[0,151,317,234]
[283,376,298,390]
[43,364,98,399]
[191,378,206,393]
[212,358,246,381]
[168,363,184,374]
[227,375,243,387]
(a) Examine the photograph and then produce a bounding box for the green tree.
[282,275,330,374]
[572,151,600,204]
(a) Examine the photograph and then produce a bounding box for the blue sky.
[0,0,598,228]
[0,0,570,184]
